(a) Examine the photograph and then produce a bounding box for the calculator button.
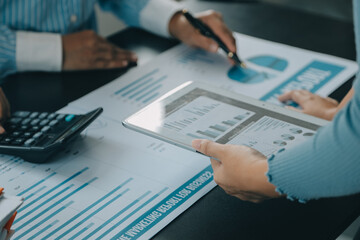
[21,119,31,125]
[35,135,54,146]
[41,126,51,133]
[31,119,40,125]
[20,125,29,131]
[39,113,48,119]
[23,132,32,138]
[9,118,22,124]
[65,114,75,122]
[49,120,59,127]
[56,114,65,120]
[13,111,30,118]
[29,112,39,118]
[24,138,35,146]
[47,113,56,120]
[6,125,18,131]
[33,132,43,139]
[30,126,40,132]
[11,132,22,137]
[13,138,25,145]
[39,119,49,126]
[1,138,13,145]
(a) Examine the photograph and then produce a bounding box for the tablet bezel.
[122,81,329,154]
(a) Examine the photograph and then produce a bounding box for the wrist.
[168,11,184,39]
[252,160,279,198]
[323,107,338,120]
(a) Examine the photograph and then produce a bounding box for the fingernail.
[192,139,202,150]
[122,61,128,66]
[210,44,218,52]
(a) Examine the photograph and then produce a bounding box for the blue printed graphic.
[248,55,288,72]
[227,66,275,84]
[111,165,214,240]
[260,60,345,104]
[113,68,167,104]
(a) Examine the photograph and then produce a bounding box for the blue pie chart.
[248,55,288,72]
[227,66,274,84]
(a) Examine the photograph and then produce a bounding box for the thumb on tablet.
[192,139,224,160]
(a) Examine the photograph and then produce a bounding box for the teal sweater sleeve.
[266,0,360,202]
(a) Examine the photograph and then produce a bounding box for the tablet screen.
[124,82,326,157]
[161,88,319,156]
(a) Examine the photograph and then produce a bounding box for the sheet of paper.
[0,33,357,239]
[0,106,214,240]
[69,33,358,121]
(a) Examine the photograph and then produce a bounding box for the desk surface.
[3,2,360,239]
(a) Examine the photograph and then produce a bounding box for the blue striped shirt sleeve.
[98,0,150,27]
[98,0,181,37]
[0,25,17,79]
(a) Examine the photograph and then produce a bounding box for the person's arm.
[99,0,237,55]
[98,0,181,37]
[193,79,360,202]
[0,26,17,79]
[0,25,62,79]
[267,80,360,201]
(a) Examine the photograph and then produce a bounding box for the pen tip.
[240,62,247,69]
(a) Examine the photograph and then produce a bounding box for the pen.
[182,9,247,68]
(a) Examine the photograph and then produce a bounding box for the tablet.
[123,82,329,158]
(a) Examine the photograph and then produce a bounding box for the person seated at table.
[0,0,236,79]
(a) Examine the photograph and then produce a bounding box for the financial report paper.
[0,33,357,239]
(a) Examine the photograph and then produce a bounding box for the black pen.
[182,9,247,68]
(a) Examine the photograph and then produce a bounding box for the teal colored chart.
[273,140,287,147]
[281,134,295,141]
[248,55,288,72]
[227,66,275,84]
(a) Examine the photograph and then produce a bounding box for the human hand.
[0,88,10,134]
[169,10,236,55]
[278,90,339,120]
[62,30,138,70]
[192,139,279,203]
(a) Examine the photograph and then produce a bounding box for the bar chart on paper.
[227,116,317,157]
[111,68,168,106]
[0,154,173,240]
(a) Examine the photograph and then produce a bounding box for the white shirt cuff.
[139,0,183,37]
[16,31,62,72]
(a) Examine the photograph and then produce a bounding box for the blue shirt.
[0,0,180,78]
[267,0,360,202]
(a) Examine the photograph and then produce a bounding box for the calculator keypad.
[1,111,79,147]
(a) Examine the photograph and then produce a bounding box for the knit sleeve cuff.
[266,148,308,204]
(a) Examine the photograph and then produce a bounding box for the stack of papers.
[0,33,358,239]
[0,188,23,240]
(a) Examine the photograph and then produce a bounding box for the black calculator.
[0,107,103,163]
